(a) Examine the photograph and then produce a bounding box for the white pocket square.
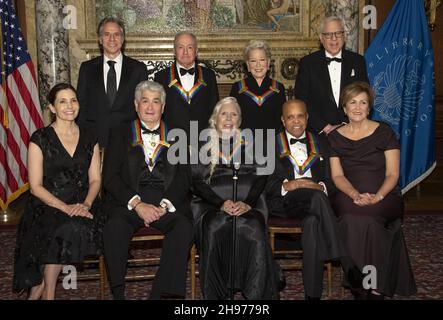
[351,69,355,77]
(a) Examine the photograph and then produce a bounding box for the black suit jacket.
[266,131,335,217]
[77,54,149,147]
[103,122,191,219]
[294,48,369,134]
[154,63,219,134]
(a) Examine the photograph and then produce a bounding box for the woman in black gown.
[13,83,103,299]
[328,82,416,299]
[192,97,283,299]
[230,40,286,131]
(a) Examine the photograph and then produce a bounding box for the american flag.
[1,0,43,210]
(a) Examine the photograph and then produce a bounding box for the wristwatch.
[160,202,169,212]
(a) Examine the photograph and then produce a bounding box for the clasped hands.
[64,202,93,219]
[283,178,323,192]
[351,191,383,206]
[134,202,167,227]
[221,200,251,216]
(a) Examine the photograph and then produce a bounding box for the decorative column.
[35,0,70,110]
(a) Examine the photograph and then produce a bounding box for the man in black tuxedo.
[295,16,369,135]
[102,81,194,300]
[154,31,219,136]
[266,99,363,300]
[77,17,149,147]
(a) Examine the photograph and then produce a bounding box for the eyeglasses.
[321,31,345,40]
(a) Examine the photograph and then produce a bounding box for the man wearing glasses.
[294,16,369,136]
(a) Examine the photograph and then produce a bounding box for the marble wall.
[35,0,71,109]
[310,0,361,52]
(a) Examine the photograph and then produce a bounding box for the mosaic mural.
[94,0,303,34]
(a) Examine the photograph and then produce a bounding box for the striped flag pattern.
[1,0,44,210]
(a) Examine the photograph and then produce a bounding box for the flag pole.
[0,8,23,225]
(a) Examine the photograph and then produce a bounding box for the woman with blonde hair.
[230,40,286,131]
[191,97,283,299]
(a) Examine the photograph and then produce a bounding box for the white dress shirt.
[176,62,196,92]
[287,131,312,180]
[103,53,123,92]
[326,50,342,107]
[281,131,327,195]
[140,123,161,172]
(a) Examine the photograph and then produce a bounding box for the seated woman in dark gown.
[328,81,417,299]
[191,97,283,299]
[13,83,103,300]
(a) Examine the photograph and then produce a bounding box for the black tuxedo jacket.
[154,63,219,134]
[103,122,191,219]
[294,48,369,134]
[77,54,149,147]
[266,131,335,216]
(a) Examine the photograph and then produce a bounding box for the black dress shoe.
[111,285,125,300]
[367,291,384,300]
[305,295,320,300]
[351,289,368,300]
[347,266,364,290]
[278,278,287,291]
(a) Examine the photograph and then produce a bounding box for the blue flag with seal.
[365,0,436,193]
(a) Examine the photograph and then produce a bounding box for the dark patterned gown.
[191,139,284,300]
[328,122,417,297]
[13,126,104,292]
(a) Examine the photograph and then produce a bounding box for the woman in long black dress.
[13,83,103,300]
[230,40,286,131]
[192,97,283,299]
[328,82,416,299]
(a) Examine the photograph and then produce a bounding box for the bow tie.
[140,123,160,135]
[326,57,342,65]
[180,67,195,76]
[290,137,307,145]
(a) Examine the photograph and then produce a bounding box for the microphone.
[230,161,240,299]
[232,162,240,186]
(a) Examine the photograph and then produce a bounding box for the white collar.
[286,131,307,141]
[325,50,342,59]
[176,61,196,71]
[141,120,160,131]
[104,52,123,65]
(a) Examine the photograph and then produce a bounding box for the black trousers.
[103,208,194,299]
[281,188,345,298]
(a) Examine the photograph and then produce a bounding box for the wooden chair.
[98,226,198,300]
[267,216,333,298]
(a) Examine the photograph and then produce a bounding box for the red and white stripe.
[0,61,43,209]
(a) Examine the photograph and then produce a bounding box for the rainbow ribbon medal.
[238,79,279,107]
[168,64,207,104]
[277,131,320,175]
[131,119,170,167]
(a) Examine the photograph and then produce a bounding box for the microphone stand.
[229,162,240,300]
